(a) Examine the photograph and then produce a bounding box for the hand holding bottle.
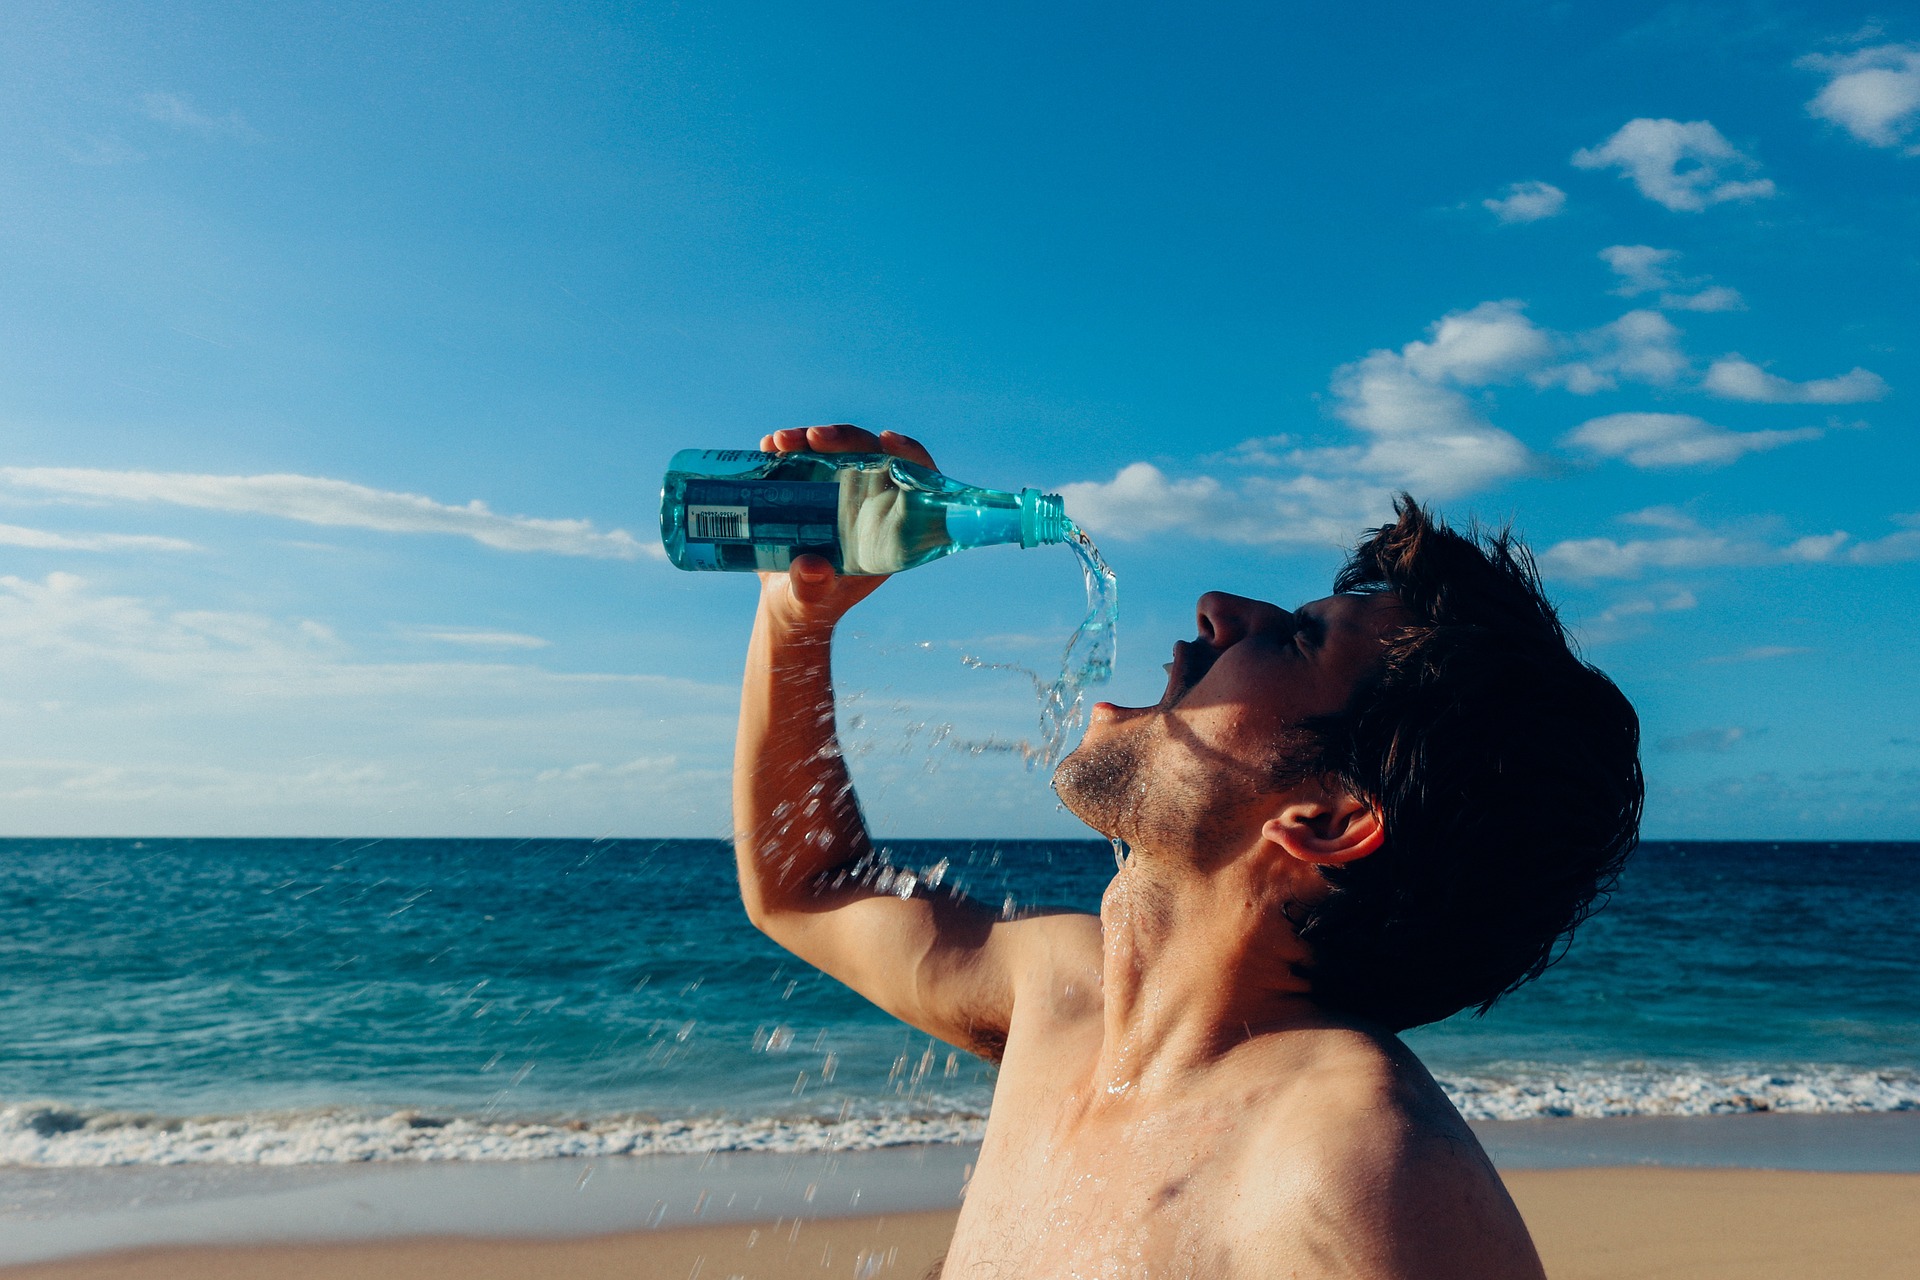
[755,424,939,635]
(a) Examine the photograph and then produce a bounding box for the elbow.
[739,895,776,935]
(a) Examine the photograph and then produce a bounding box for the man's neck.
[1089,849,1324,1101]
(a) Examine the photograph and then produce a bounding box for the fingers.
[877,429,937,469]
[762,424,938,470]
[766,424,880,454]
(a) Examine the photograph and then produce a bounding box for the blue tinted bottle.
[660,449,1066,574]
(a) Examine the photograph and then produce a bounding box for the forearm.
[732,602,871,926]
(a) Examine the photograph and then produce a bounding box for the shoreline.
[5,1169,1920,1280]
[3,1113,1918,1269]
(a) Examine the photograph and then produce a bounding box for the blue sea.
[2,838,1915,1166]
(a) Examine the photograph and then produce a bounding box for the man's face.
[1053,589,1408,857]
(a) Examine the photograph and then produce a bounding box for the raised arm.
[732,424,1097,1059]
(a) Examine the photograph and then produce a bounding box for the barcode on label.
[689,505,751,540]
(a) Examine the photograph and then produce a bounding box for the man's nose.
[1196,592,1291,648]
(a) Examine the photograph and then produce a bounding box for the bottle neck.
[1019,489,1067,548]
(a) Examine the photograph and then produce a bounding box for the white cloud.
[1600,245,1679,294]
[1541,511,1920,579]
[1565,412,1823,468]
[404,627,552,650]
[1327,349,1534,494]
[1542,532,1754,579]
[1619,505,1701,531]
[1584,588,1698,637]
[1572,119,1776,211]
[139,92,258,140]
[1663,285,1745,312]
[1056,463,1224,539]
[1846,512,1920,565]
[0,467,657,560]
[1801,43,1920,151]
[1483,180,1567,223]
[1397,299,1556,385]
[536,756,679,784]
[1535,309,1689,393]
[1658,726,1764,753]
[1703,356,1889,404]
[0,523,196,553]
[1598,246,1745,311]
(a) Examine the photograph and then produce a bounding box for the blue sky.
[0,1,1914,838]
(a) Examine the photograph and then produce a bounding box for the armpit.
[958,1011,1008,1065]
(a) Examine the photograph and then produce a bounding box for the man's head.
[1054,496,1643,1032]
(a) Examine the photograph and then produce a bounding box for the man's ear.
[1261,783,1384,867]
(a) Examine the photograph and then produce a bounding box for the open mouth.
[1160,639,1218,709]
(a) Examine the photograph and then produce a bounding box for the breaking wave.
[1439,1064,1920,1121]
[5,1063,1916,1166]
[0,1102,988,1167]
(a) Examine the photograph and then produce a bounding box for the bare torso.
[939,939,1542,1280]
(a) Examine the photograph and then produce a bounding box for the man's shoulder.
[1229,1028,1544,1279]
[1253,1024,1488,1181]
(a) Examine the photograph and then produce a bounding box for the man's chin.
[1050,731,1142,837]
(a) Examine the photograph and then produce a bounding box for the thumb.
[787,553,838,604]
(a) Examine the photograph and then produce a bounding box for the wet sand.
[8,1168,1919,1279]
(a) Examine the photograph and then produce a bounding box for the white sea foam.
[4,1064,1915,1166]
[0,1102,988,1167]
[1438,1064,1920,1121]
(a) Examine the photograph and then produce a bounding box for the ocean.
[2,838,1915,1166]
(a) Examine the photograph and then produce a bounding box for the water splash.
[1039,520,1117,765]
[958,520,1117,769]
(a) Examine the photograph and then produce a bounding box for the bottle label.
[681,478,840,550]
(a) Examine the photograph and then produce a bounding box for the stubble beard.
[1053,713,1326,869]
[1050,729,1149,841]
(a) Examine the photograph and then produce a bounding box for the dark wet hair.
[1291,496,1643,1032]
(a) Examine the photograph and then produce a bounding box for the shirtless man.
[734,425,1643,1278]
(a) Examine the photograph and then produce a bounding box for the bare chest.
[942,1081,1249,1279]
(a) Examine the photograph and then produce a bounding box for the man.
[734,424,1642,1278]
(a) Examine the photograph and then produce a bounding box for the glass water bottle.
[660,449,1067,574]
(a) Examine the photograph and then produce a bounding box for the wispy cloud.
[1658,726,1765,753]
[139,92,258,141]
[404,627,552,650]
[536,756,679,784]
[1703,356,1889,404]
[1572,118,1776,211]
[1603,588,1697,621]
[0,468,657,560]
[1482,180,1567,224]
[0,572,732,833]
[1533,309,1690,394]
[1701,645,1814,665]
[1800,43,1920,152]
[62,135,142,167]
[1565,412,1822,468]
[1599,245,1745,312]
[1541,511,1920,580]
[0,523,197,553]
[1581,588,1698,640]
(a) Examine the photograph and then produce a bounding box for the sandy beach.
[8,1167,1917,1280]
